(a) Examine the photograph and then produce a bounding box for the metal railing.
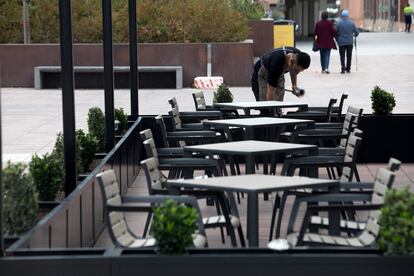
[7,118,143,254]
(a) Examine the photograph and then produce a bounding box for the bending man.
[251,46,311,103]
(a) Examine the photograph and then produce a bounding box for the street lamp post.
[22,0,30,44]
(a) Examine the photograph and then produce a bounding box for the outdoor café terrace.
[1,1,414,276]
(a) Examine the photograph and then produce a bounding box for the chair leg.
[143,209,153,237]
[269,193,280,241]
[237,226,246,247]
[214,198,226,244]
[275,192,289,238]
[352,164,361,182]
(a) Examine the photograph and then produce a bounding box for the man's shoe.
[341,70,345,74]
[325,70,330,74]
[346,70,351,73]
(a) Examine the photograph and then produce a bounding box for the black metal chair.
[140,157,245,247]
[269,129,364,240]
[284,163,397,247]
[96,169,207,249]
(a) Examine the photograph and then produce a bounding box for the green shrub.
[114,107,128,135]
[76,129,99,173]
[87,107,105,152]
[151,199,198,254]
[3,161,38,235]
[0,0,23,43]
[213,83,234,103]
[229,0,265,20]
[52,132,81,174]
[0,0,250,43]
[371,86,396,115]
[378,188,414,255]
[30,153,64,201]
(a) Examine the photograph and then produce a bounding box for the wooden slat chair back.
[96,170,156,248]
[140,157,166,194]
[155,115,173,148]
[192,91,208,111]
[169,106,183,131]
[339,106,363,148]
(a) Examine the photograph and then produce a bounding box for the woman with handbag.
[314,11,337,74]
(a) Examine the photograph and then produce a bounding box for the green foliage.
[229,0,265,20]
[114,107,129,135]
[378,188,414,255]
[0,0,250,43]
[30,153,64,201]
[52,130,99,175]
[151,199,198,254]
[76,129,99,173]
[371,86,396,115]
[137,0,249,43]
[213,83,234,103]
[52,132,80,174]
[0,0,23,43]
[87,107,105,152]
[3,161,38,235]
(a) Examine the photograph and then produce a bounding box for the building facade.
[261,0,412,37]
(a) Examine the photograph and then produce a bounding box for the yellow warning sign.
[273,25,294,48]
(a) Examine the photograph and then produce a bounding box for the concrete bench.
[34,65,183,89]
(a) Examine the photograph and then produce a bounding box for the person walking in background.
[314,11,337,74]
[404,3,413,32]
[336,10,359,73]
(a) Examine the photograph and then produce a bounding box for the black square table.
[203,117,313,140]
[213,101,308,116]
[184,140,317,174]
[166,174,339,247]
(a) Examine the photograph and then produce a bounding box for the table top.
[184,140,317,155]
[203,117,313,127]
[213,101,308,109]
[166,174,338,193]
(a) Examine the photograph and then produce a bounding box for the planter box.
[1,248,414,276]
[357,114,414,163]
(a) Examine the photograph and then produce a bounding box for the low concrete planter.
[0,42,253,88]
[1,249,413,276]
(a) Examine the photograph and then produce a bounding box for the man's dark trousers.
[339,45,353,72]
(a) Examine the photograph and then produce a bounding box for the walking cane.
[354,36,358,72]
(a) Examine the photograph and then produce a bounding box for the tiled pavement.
[2,32,414,163]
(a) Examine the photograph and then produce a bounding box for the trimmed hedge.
[0,0,254,43]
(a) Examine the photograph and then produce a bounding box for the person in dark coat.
[314,11,337,74]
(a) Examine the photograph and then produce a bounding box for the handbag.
[312,40,319,52]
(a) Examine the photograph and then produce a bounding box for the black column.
[128,0,139,119]
[0,69,4,257]
[59,0,77,196]
[102,0,115,152]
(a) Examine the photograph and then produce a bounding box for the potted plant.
[151,199,198,255]
[29,152,64,205]
[371,85,396,115]
[377,187,414,255]
[87,107,105,152]
[213,83,234,103]
[3,161,38,248]
[358,86,414,163]
[115,107,129,136]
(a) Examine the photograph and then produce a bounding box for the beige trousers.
[257,65,285,101]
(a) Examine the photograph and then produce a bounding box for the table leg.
[245,155,255,174]
[328,184,341,235]
[247,192,259,247]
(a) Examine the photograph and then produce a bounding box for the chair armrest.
[287,193,372,234]
[296,203,383,245]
